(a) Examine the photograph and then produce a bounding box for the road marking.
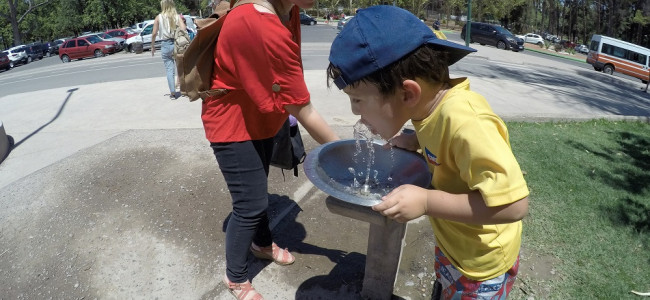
[269,181,315,230]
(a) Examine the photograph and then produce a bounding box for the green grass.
[507,119,650,299]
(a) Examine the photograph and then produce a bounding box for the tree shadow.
[453,62,650,117]
[567,128,649,237]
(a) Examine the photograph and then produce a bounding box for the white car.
[3,46,28,68]
[522,33,545,47]
[125,22,161,52]
[576,44,589,54]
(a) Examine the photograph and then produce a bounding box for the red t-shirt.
[201,5,309,143]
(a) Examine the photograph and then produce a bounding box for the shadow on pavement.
[12,87,79,149]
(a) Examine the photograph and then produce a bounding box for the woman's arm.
[285,103,339,144]
[151,16,159,56]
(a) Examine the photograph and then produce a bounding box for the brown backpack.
[176,0,275,101]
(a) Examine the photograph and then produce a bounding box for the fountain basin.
[304,139,431,207]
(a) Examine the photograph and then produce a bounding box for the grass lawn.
[506,119,650,299]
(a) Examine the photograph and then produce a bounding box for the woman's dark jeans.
[211,138,275,284]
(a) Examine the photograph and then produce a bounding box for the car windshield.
[124,28,136,34]
[495,26,514,36]
[86,35,103,44]
[97,32,111,39]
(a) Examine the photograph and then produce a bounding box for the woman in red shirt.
[202,0,339,299]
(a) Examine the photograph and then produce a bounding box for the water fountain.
[304,129,430,299]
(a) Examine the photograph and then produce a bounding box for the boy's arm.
[372,184,528,224]
[285,103,340,144]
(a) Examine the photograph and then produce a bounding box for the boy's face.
[344,82,407,140]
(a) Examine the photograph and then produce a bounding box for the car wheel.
[61,55,70,63]
[603,65,614,75]
[311,20,316,25]
[537,42,543,47]
[94,49,104,58]
[27,56,32,63]
[497,41,507,50]
[128,44,134,53]
[9,62,14,68]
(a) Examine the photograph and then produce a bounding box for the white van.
[586,34,650,83]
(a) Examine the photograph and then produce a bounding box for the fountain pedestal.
[326,196,406,300]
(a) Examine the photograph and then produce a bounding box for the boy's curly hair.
[327,45,450,96]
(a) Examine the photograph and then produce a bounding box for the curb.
[523,47,586,63]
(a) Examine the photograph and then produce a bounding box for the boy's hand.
[372,184,428,223]
[384,131,419,152]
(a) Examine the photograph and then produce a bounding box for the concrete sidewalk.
[1,42,649,299]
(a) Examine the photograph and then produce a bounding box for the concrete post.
[0,121,11,163]
[325,196,407,300]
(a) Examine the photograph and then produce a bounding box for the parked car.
[461,22,524,52]
[49,38,68,56]
[3,46,28,67]
[130,20,154,33]
[58,35,117,62]
[24,42,45,62]
[300,13,317,25]
[0,52,11,71]
[559,40,576,49]
[81,32,125,52]
[337,16,353,31]
[575,44,589,54]
[125,22,161,52]
[106,28,138,41]
[521,33,544,47]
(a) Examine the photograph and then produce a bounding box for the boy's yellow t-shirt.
[412,77,529,281]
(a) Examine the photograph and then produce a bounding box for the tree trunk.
[8,0,22,46]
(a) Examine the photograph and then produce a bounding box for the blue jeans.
[160,40,175,94]
[211,138,275,283]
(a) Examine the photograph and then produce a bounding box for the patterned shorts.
[434,247,520,300]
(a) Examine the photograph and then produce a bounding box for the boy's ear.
[401,80,421,107]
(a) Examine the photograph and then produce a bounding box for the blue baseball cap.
[329,5,476,89]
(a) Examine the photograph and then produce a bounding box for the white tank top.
[157,13,180,40]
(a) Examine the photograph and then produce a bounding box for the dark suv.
[24,42,44,62]
[461,22,524,52]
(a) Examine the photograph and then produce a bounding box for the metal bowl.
[304,139,431,207]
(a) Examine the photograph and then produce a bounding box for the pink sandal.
[250,242,295,265]
[223,274,264,300]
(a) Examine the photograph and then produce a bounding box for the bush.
[554,44,564,52]
[544,41,551,49]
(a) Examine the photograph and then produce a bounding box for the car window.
[98,33,111,39]
[78,39,89,46]
[64,40,76,48]
[86,35,102,44]
[142,24,153,35]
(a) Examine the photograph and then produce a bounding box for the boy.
[327,6,530,299]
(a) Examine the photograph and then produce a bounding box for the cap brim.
[427,38,477,66]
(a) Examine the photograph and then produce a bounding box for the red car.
[105,28,138,40]
[0,52,11,71]
[58,36,117,63]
